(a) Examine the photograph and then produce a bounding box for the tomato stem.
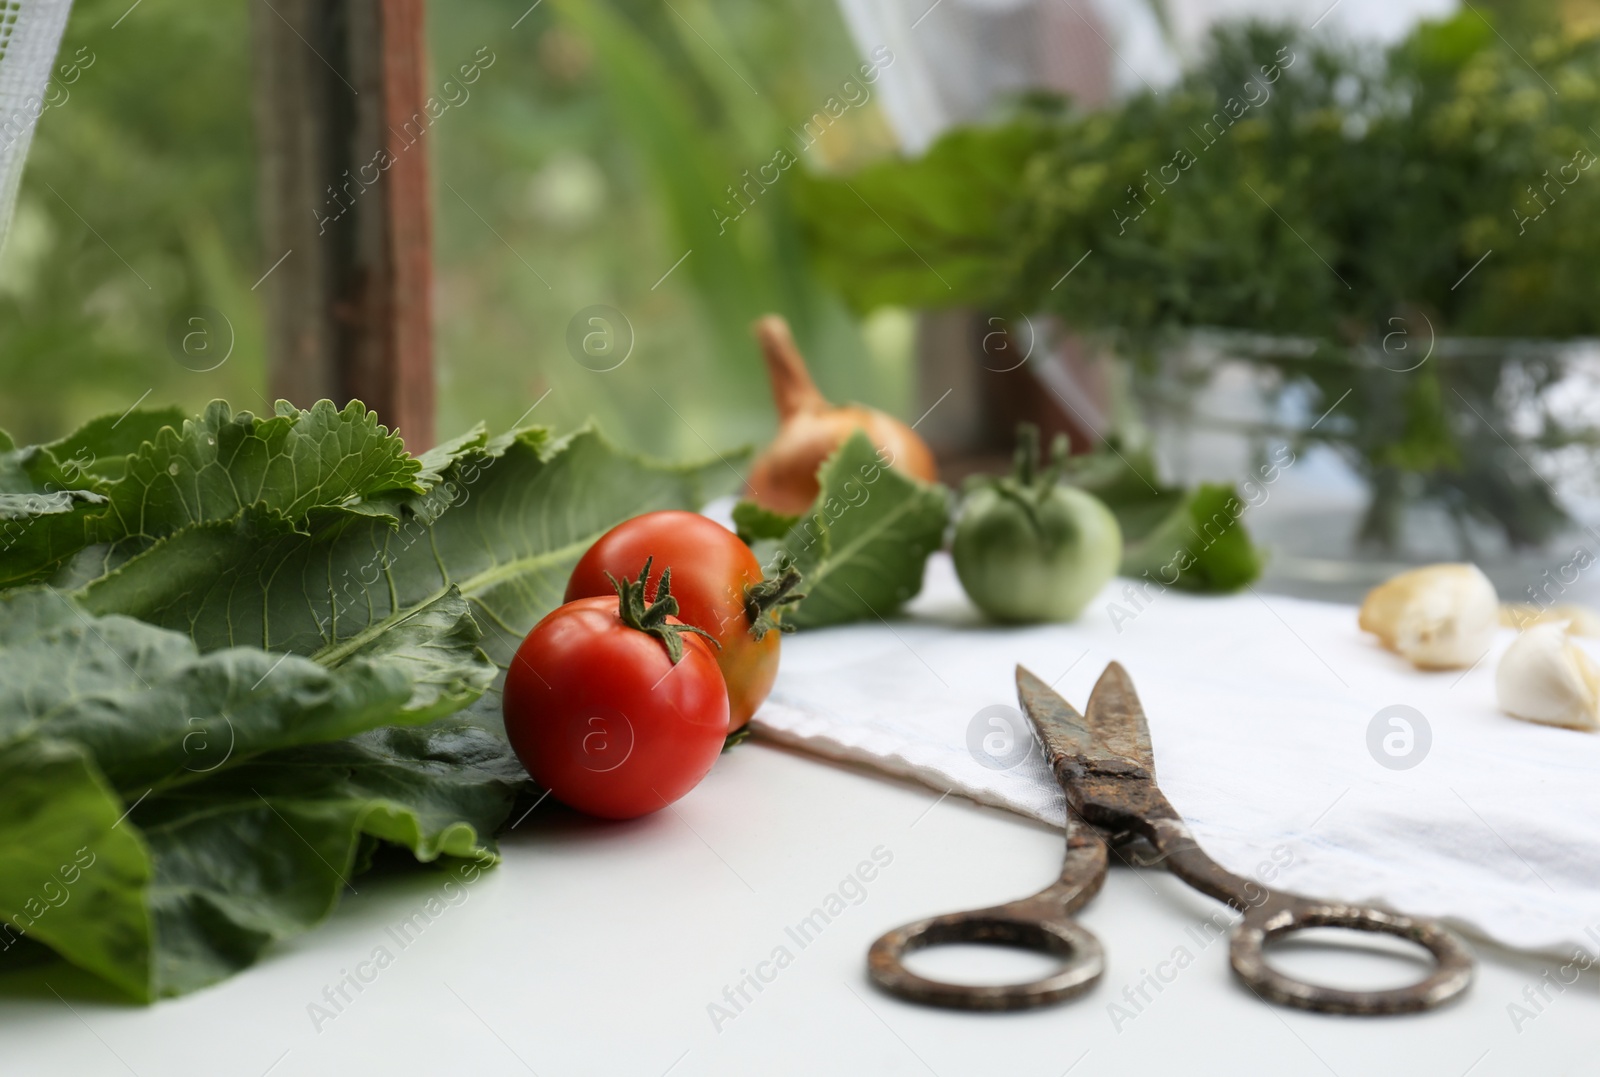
[990,423,1075,535]
[1014,423,1041,486]
[744,558,806,641]
[1011,423,1071,489]
[607,557,719,664]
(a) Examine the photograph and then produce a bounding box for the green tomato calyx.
[986,423,1072,533]
[744,557,807,642]
[608,556,719,664]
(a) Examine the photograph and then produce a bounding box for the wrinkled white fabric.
[753,554,1600,957]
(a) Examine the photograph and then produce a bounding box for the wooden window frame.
[251,0,434,449]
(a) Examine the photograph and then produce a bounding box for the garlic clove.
[1495,623,1600,731]
[1358,563,1499,670]
[1499,602,1600,637]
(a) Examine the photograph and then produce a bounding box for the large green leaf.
[0,588,418,791]
[0,407,186,494]
[0,400,422,588]
[0,407,184,589]
[0,737,153,1000]
[1066,448,1264,592]
[1118,483,1266,593]
[100,398,421,536]
[81,425,742,668]
[320,586,499,721]
[750,432,950,629]
[794,122,1044,312]
[0,587,491,1000]
[136,720,522,996]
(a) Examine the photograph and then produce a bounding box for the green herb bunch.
[797,11,1600,548]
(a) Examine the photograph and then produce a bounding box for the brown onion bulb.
[746,315,938,515]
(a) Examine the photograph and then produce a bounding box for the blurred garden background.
[2,0,1595,531]
[0,0,909,454]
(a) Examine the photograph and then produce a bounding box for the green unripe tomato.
[952,425,1122,623]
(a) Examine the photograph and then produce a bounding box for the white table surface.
[3,741,1595,1077]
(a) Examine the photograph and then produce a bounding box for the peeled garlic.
[1499,602,1600,637]
[1359,563,1499,670]
[1495,623,1600,731]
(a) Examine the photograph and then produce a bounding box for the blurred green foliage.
[796,10,1600,548]
[432,0,907,453]
[802,12,1600,339]
[0,0,263,444]
[1,0,909,456]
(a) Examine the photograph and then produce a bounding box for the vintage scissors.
[868,662,1475,1015]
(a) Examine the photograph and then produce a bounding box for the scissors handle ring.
[868,906,1105,1011]
[1231,901,1475,1015]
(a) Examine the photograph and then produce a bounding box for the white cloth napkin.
[752,554,1600,957]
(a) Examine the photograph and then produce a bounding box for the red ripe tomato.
[566,510,801,732]
[503,568,729,820]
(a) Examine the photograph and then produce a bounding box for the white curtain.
[832,0,1174,153]
[0,0,73,251]
[833,0,1454,154]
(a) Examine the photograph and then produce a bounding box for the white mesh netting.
[0,0,73,250]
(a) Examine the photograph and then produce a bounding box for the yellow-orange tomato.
[565,511,796,732]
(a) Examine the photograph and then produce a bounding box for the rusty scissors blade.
[867,661,1476,1016]
[1017,661,1155,778]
